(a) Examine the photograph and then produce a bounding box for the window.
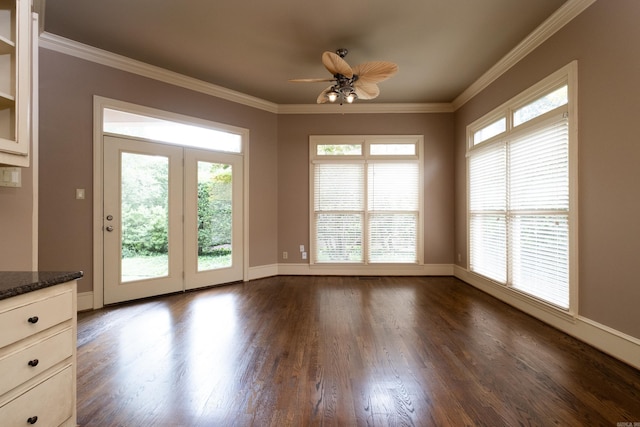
[467,62,577,311]
[310,136,423,265]
[103,108,242,153]
[473,117,506,145]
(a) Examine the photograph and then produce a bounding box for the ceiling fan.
[290,49,399,104]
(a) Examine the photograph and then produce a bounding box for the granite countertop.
[0,271,83,301]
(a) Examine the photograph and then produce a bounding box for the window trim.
[466,61,578,315]
[310,135,424,266]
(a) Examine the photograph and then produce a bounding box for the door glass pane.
[120,152,170,282]
[197,161,233,271]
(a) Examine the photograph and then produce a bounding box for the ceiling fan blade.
[317,86,333,104]
[322,51,354,78]
[352,61,399,84]
[353,81,380,100]
[289,78,335,83]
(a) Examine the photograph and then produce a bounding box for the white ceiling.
[43,0,569,105]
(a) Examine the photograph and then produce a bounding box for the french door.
[103,135,243,304]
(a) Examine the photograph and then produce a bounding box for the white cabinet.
[0,280,77,427]
[0,0,34,167]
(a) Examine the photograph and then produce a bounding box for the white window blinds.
[314,163,364,262]
[469,144,507,283]
[469,113,571,308]
[510,116,569,308]
[467,63,576,312]
[368,163,419,263]
[311,136,423,265]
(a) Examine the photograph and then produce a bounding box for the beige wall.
[37,48,455,296]
[9,0,637,344]
[454,0,640,339]
[277,113,455,265]
[0,163,34,270]
[38,50,279,293]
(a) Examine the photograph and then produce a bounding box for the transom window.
[310,136,423,265]
[103,108,242,153]
[467,62,577,311]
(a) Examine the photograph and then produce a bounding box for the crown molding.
[38,32,442,114]
[39,0,595,115]
[452,0,597,110]
[39,32,281,114]
[39,32,447,115]
[277,102,453,114]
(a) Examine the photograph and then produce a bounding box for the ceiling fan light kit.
[290,49,398,104]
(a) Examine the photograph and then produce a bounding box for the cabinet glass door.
[0,0,32,166]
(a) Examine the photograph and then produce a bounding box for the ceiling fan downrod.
[336,48,348,58]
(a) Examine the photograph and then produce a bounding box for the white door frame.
[92,96,250,309]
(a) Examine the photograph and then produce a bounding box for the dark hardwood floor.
[76,276,640,426]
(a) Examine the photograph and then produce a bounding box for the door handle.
[106,226,114,232]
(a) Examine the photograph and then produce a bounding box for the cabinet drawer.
[0,291,72,348]
[0,365,73,427]
[0,328,73,396]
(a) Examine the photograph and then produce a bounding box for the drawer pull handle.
[28,316,39,324]
[27,416,38,424]
[28,359,39,367]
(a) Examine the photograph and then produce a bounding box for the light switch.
[76,188,85,200]
[0,167,21,187]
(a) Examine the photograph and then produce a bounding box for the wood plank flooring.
[76,276,640,426]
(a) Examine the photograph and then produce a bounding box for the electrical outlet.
[302,252,307,260]
[283,251,288,259]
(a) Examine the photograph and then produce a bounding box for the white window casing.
[466,61,578,314]
[310,135,424,266]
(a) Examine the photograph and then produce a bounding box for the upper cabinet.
[0,0,33,167]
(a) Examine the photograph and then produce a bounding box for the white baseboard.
[453,265,640,370]
[276,263,454,276]
[247,263,279,280]
[77,291,94,311]
[572,316,640,370]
